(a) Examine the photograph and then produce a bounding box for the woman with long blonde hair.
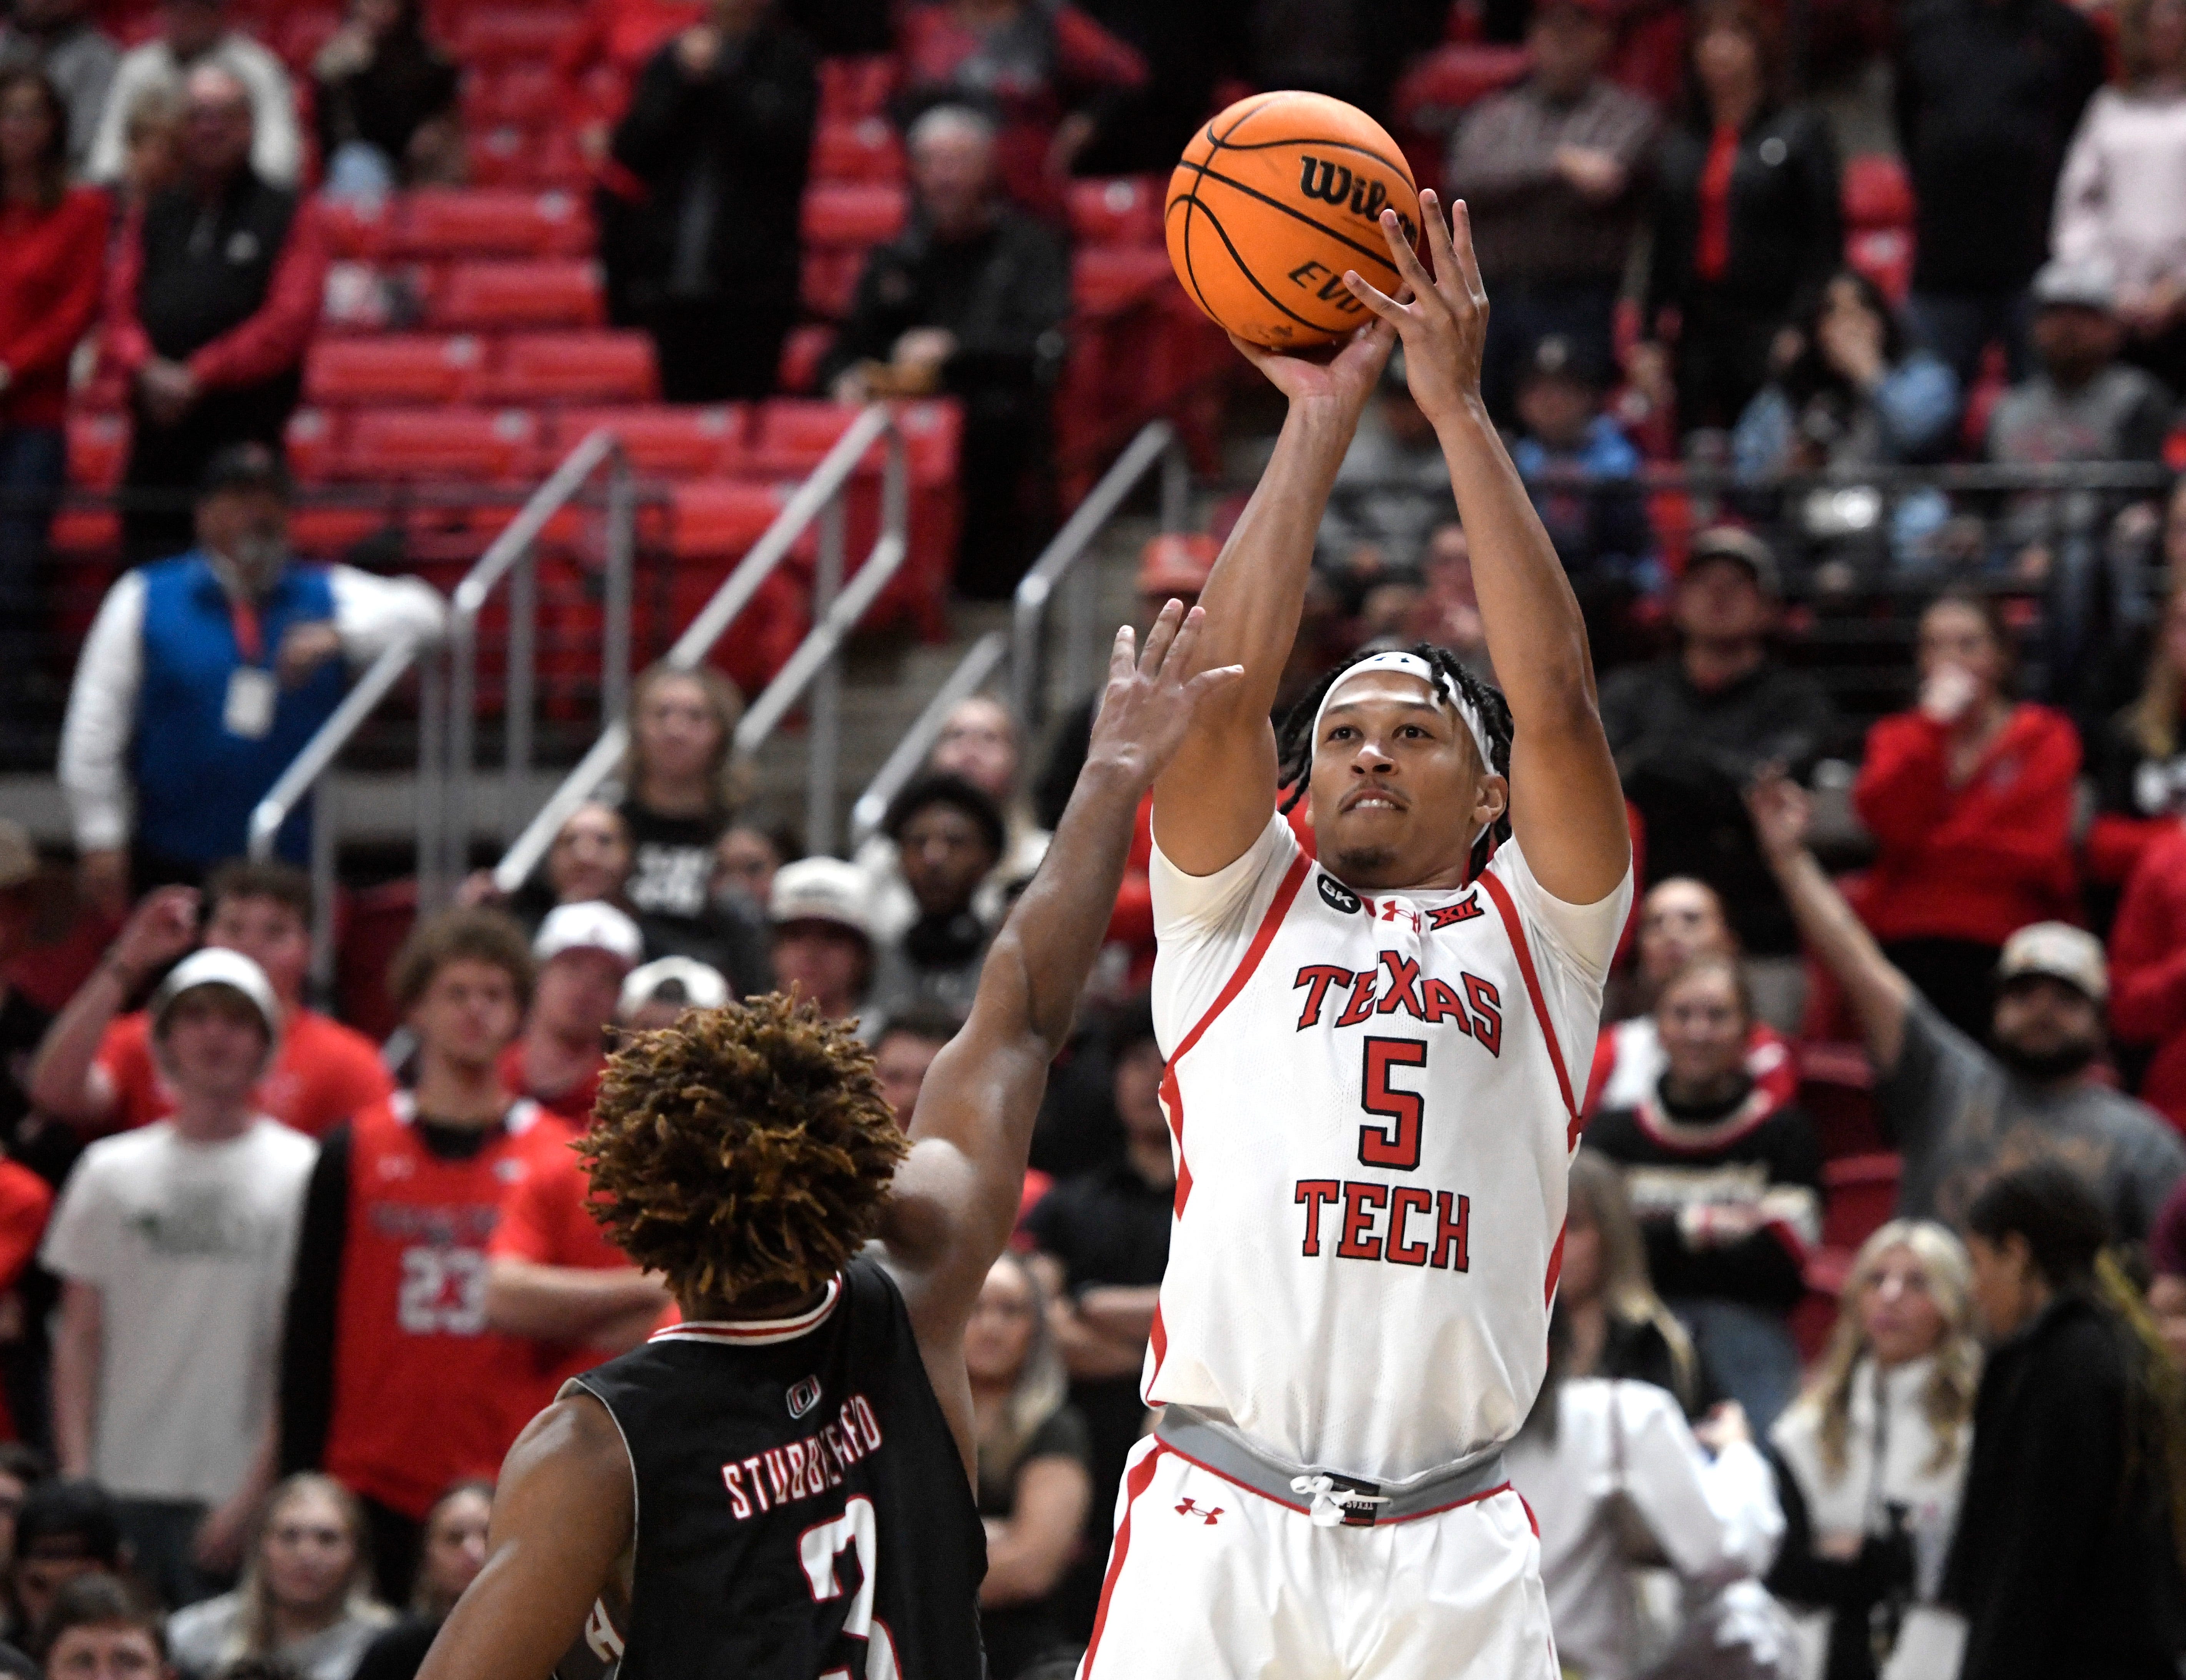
[1768,1220,1979,1680]
[167,1473,393,1680]
[965,1251,1091,1679]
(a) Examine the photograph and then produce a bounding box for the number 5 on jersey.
[1359,1038,1427,1171]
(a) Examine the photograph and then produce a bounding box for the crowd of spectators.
[8,0,2186,1677]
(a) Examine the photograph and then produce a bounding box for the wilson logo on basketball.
[1296,158,1413,237]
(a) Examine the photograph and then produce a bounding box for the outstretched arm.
[415,1395,635,1680]
[1150,321,1395,877]
[1345,191,1629,905]
[882,606,1239,1459]
[1747,769,1912,1073]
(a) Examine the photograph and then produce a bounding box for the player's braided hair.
[1274,642,1515,880]
[577,992,908,1304]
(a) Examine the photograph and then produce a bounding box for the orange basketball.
[1167,91,1419,349]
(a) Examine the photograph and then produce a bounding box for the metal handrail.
[248,634,437,994]
[491,404,903,889]
[848,630,1007,847]
[440,428,634,892]
[1011,420,1188,727]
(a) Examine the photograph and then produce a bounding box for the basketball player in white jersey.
[1079,192,1634,1678]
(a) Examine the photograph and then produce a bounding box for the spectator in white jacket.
[1768,1219,1980,1680]
[84,0,301,187]
[1507,1319,1789,1680]
[2052,0,2186,391]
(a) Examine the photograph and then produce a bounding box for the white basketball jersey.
[1146,814,1631,1483]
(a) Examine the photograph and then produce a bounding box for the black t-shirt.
[977,1403,1093,1680]
[1586,1084,1824,1312]
[1024,1160,1171,1290]
[620,802,728,926]
[0,986,54,1155]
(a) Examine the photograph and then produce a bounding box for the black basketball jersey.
[564,1258,988,1680]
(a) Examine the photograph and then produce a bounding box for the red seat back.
[304,334,486,404]
[480,332,659,404]
[338,407,544,482]
[433,259,605,329]
[1068,176,1165,248]
[395,188,594,259]
[550,405,750,475]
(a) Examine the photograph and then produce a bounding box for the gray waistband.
[1153,1407,1510,1529]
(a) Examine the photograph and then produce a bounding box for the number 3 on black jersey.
[801,1495,900,1679]
[1359,1039,1428,1171]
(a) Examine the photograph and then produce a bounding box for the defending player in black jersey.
[415,603,1242,1680]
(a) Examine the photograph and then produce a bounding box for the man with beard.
[1750,770,2184,1239]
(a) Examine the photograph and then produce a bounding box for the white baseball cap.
[769,857,875,941]
[620,955,730,1019]
[534,901,645,970]
[1997,921,2107,1003]
[150,947,283,1061]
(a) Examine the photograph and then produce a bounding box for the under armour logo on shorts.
[1175,1498,1223,1525]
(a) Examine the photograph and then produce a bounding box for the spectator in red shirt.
[279,908,564,1602]
[1585,875,1797,1117]
[497,903,644,1125]
[28,861,393,1140]
[1854,590,2081,1041]
[2108,821,2186,1128]
[2089,585,2186,903]
[101,62,326,565]
[896,0,1146,217]
[0,70,104,759]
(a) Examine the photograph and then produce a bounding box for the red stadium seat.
[320,196,395,259]
[549,405,750,476]
[1391,44,1532,132]
[454,6,584,64]
[1068,176,1165,248]
[669,479,798,560]
[800,182,908,248]
[1822,1153,1902,1253]
[338,407,544,482]
[776,323,838,394]
[480,332,659,404]
[464,64,563,128]
[281,408,344,483]
[811,118,906,184]
[393,188,594,259]
[276,7,341,71]
[799,250,868,319]
[1798,1040,1885,1159]
[817,55,898,123]
[466,125,586,190]
[304,334,486,404]
[1072,247,1172,316]
[1842,153,1915,230]
[894,399,962,486]
[750,398,869,477]
[1847,227,1913,305]
[432,259,604,329]
[66,412,130,491]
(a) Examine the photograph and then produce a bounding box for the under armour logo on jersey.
[1175,1497,1223,1525]
[1318,873,1362,916]
[786,1376,822,1419]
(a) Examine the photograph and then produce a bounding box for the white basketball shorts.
[1076,1434,1559,1680]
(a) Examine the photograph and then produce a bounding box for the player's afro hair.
[577,992,908,1304]
[1274,642,1514,880]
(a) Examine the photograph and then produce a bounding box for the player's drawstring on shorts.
[1290,1474,1388,1527]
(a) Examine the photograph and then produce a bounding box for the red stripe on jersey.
[1155,847,1314,1217]
[1145,847,1311,1397]
[1082,1444,1168,1678]
[1476,870,1582,1148]
[1543,1221,1566,1307]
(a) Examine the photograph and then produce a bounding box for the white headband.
[1311,652,1497,771]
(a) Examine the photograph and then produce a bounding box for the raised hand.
[1745,767,1812,866]
[1085,600,1244,793]
[1341,189,1487,434]
[1226,316,1396,421]
[109,885,201,984]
